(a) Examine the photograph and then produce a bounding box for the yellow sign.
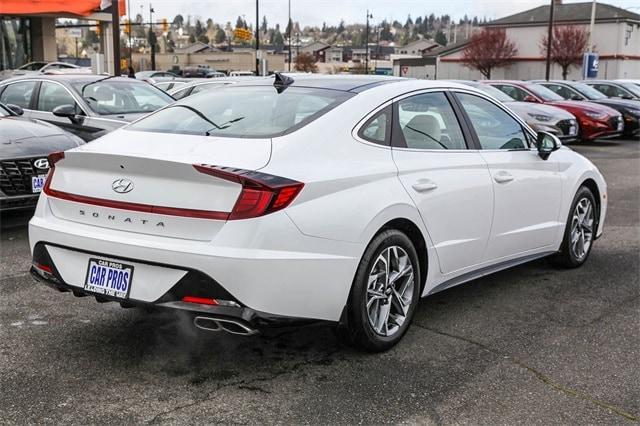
[120,58,128,70]
[161,18,169,33]
[233,27,252,41]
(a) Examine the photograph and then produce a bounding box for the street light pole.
[544,0,555,81]
[365,10,371,75]
[255,0,260,75]
[149,3,156,70]
[288,0,292,71]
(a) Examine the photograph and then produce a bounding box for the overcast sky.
[125,0,640,27]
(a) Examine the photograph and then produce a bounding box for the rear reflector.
[33,262,53,274]
[182,296,219,306]
[193,164,303,220]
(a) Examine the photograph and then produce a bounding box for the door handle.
[493,171,514,184]
[412,179,438,192]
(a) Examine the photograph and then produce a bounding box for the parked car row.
[450,79,639,141]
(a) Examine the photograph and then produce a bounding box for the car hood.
[590,98,640,110]
[507,101,574,120]
[0,116,66,141]
[548,100,617,115]
[0,117,83,158]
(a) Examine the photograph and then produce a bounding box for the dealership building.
[436,1,640,80]
[0,1,124,73]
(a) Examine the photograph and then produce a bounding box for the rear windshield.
[128,85,353,138]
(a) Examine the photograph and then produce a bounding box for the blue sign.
[583,53,599,79]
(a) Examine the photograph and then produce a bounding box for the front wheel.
[339,229,421,352]
[551,186,597,268]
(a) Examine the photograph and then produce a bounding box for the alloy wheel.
[570,197,594,261]
[366,246,415,337]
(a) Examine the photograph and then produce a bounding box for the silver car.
[456,81,579,142]
[0,75,174,141]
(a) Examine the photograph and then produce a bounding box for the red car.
[486,80,623,142]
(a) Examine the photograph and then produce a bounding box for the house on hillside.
[437,1,640,80]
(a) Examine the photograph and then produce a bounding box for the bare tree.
[540,26,589,80]
[295,52,318,73]
[461,28,518,79]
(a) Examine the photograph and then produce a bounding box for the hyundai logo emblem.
[33,158,49,169]
[112,178,134,194]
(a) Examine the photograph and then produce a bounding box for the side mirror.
[536,131,561,160]
[621,94,634,100]
[6,104,24,116]
[523,95,540,103]
[571,95,583,101]
[52,104,84,125]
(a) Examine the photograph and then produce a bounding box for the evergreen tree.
[435,30,447,46]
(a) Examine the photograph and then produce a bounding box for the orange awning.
[0,0,126,17]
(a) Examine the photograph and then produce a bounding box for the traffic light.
[123,18,131,35]
[162,18,169,33]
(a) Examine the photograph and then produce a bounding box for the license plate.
[31,175,46,193]
[569,125,577,135]
[84,258,134,299]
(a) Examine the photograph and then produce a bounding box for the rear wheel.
[339,229,421,352]
[551,186,597,268]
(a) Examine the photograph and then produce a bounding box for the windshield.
[571,83,607,100]
[472,84,515,102]
[128,85,353,138]
[71,80,173,115]
[526,84,564,101]
[619,82,640,97]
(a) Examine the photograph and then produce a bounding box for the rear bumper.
[30,245,313,331]
[29,195,362,322]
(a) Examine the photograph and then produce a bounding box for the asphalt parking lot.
[1,139,638,424]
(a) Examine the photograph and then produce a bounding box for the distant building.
[394,39,442,56]
[437,1,640,80]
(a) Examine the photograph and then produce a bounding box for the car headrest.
[405,114,441,143]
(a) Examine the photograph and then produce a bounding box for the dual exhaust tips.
[193,315,258,336]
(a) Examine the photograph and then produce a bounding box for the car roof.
[0,74,147,85]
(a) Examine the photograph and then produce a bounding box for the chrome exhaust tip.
[193,316,258,336]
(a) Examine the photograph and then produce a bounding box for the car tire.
[338,229,421,352]
[551,186,597,268]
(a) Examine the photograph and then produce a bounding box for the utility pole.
[149,3,156,70]
[588,0,596,52]
[111,0,121,75]
[365,10,372,75]
[544,0,555,81]
[255,0,260,75]
[288,0,292,71]
[128,0,132,66]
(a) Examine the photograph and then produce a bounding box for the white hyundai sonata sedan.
[29,74,607,351]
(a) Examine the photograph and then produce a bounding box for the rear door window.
[394,92,466,150]
[0,81,37,109]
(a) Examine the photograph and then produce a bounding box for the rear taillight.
[193,164,304,220]
[43,151,65,195]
